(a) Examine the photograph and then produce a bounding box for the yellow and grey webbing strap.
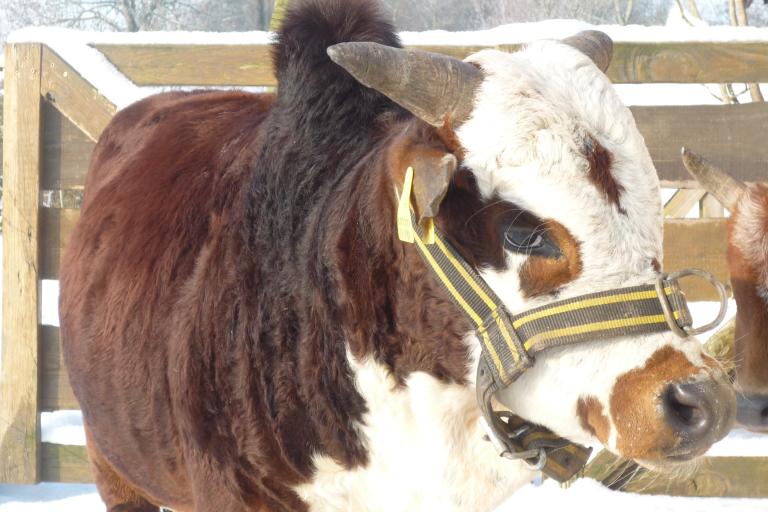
[404,206,693,388]
[395,167,700,482]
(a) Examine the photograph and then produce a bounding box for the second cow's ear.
[409,150,457,223]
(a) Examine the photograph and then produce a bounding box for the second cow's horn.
[681,147,746,210]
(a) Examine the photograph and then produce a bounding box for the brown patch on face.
[576,395,611,443]
[610,346,702,459]
[730,277,768,393]
[651,258,661,273]
[583,133,626,215]
[518,220,582,298]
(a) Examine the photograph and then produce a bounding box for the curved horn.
[681,147,746,210]
[562,30,613,72]
[327,42,482,127]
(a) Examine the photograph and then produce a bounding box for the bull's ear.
[409,151,457,223]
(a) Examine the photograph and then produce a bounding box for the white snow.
[40,280,59,327]
[41,410,86,446]
[0,484,102,510]
[399,21,768,45]
[2,459,767,511]
[501,478,768,511]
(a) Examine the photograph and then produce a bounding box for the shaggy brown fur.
[59,1,536,510]
[727,184,768,431]
[583,133,625,214]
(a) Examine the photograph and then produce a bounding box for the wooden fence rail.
[1,37,767,488]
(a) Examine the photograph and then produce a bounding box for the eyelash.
[502,225,562,259]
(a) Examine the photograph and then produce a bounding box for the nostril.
[663,383,711,434]
[736,394,768,430]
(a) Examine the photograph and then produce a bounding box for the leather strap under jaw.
[396,167,729,482]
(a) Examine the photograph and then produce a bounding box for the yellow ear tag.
[397,167,415,243]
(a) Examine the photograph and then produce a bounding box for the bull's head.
[330,34,735,468]
[683,148,768,433]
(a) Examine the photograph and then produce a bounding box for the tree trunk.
[733,0,765,102]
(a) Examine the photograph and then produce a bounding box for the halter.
[396,167,729,482]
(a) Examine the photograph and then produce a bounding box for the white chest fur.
[293,357,536,512]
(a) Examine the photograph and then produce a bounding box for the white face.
[455,41,734,463]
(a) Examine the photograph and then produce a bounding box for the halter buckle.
[655,268,729,337]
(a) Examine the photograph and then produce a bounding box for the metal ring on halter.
[523,448,548,471]
[655,268,729,337]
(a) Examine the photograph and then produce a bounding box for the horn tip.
[563,30,613,72]
[326,43,345,64]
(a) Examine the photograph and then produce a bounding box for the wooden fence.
[1,37,767,489]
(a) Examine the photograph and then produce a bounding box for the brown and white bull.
[683,149,768,433]
[59,1,735,510]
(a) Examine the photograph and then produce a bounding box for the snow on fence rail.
[1,27,767,490]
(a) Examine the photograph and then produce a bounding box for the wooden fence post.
[0,42,43,484]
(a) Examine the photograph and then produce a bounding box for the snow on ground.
[2,460,768,511]
[0,284,758,510]
[0,484,103,510]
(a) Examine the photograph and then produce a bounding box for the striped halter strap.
[396,166,729,482]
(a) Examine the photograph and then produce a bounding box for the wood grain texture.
[40,326,79,411]
[93,41,768,86]
[700,194,725,218]
[663,189,705,218]
[0,104,3,174]
[632,102,768,185]
[0,43,43,484]
[40,443,92,483]
[41,208,81,280]
[663,219,729,302]
[96,44,276,87]
[585,451,768,497]
[40,46,116,142]
[611,42,768,83]
[42,101,94,190]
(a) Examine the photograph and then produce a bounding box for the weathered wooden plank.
[700,194,725,218]
[96,44,276,87]
[0,103,4,174]
[40,208,81,280]
[586,451,768,498]
[42,100,94,190]
[40,443,92,483]
[611,41,768,84]
[40,326,79,411]
[662,219,728,302]
[0,43,43,484]
[632,102,768,185]
[93,41,768,87]
[663,189,705,218]
[40,46,116,142]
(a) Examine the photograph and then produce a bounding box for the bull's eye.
[503,225,561,258]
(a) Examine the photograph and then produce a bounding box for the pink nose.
[662,380,735,459]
